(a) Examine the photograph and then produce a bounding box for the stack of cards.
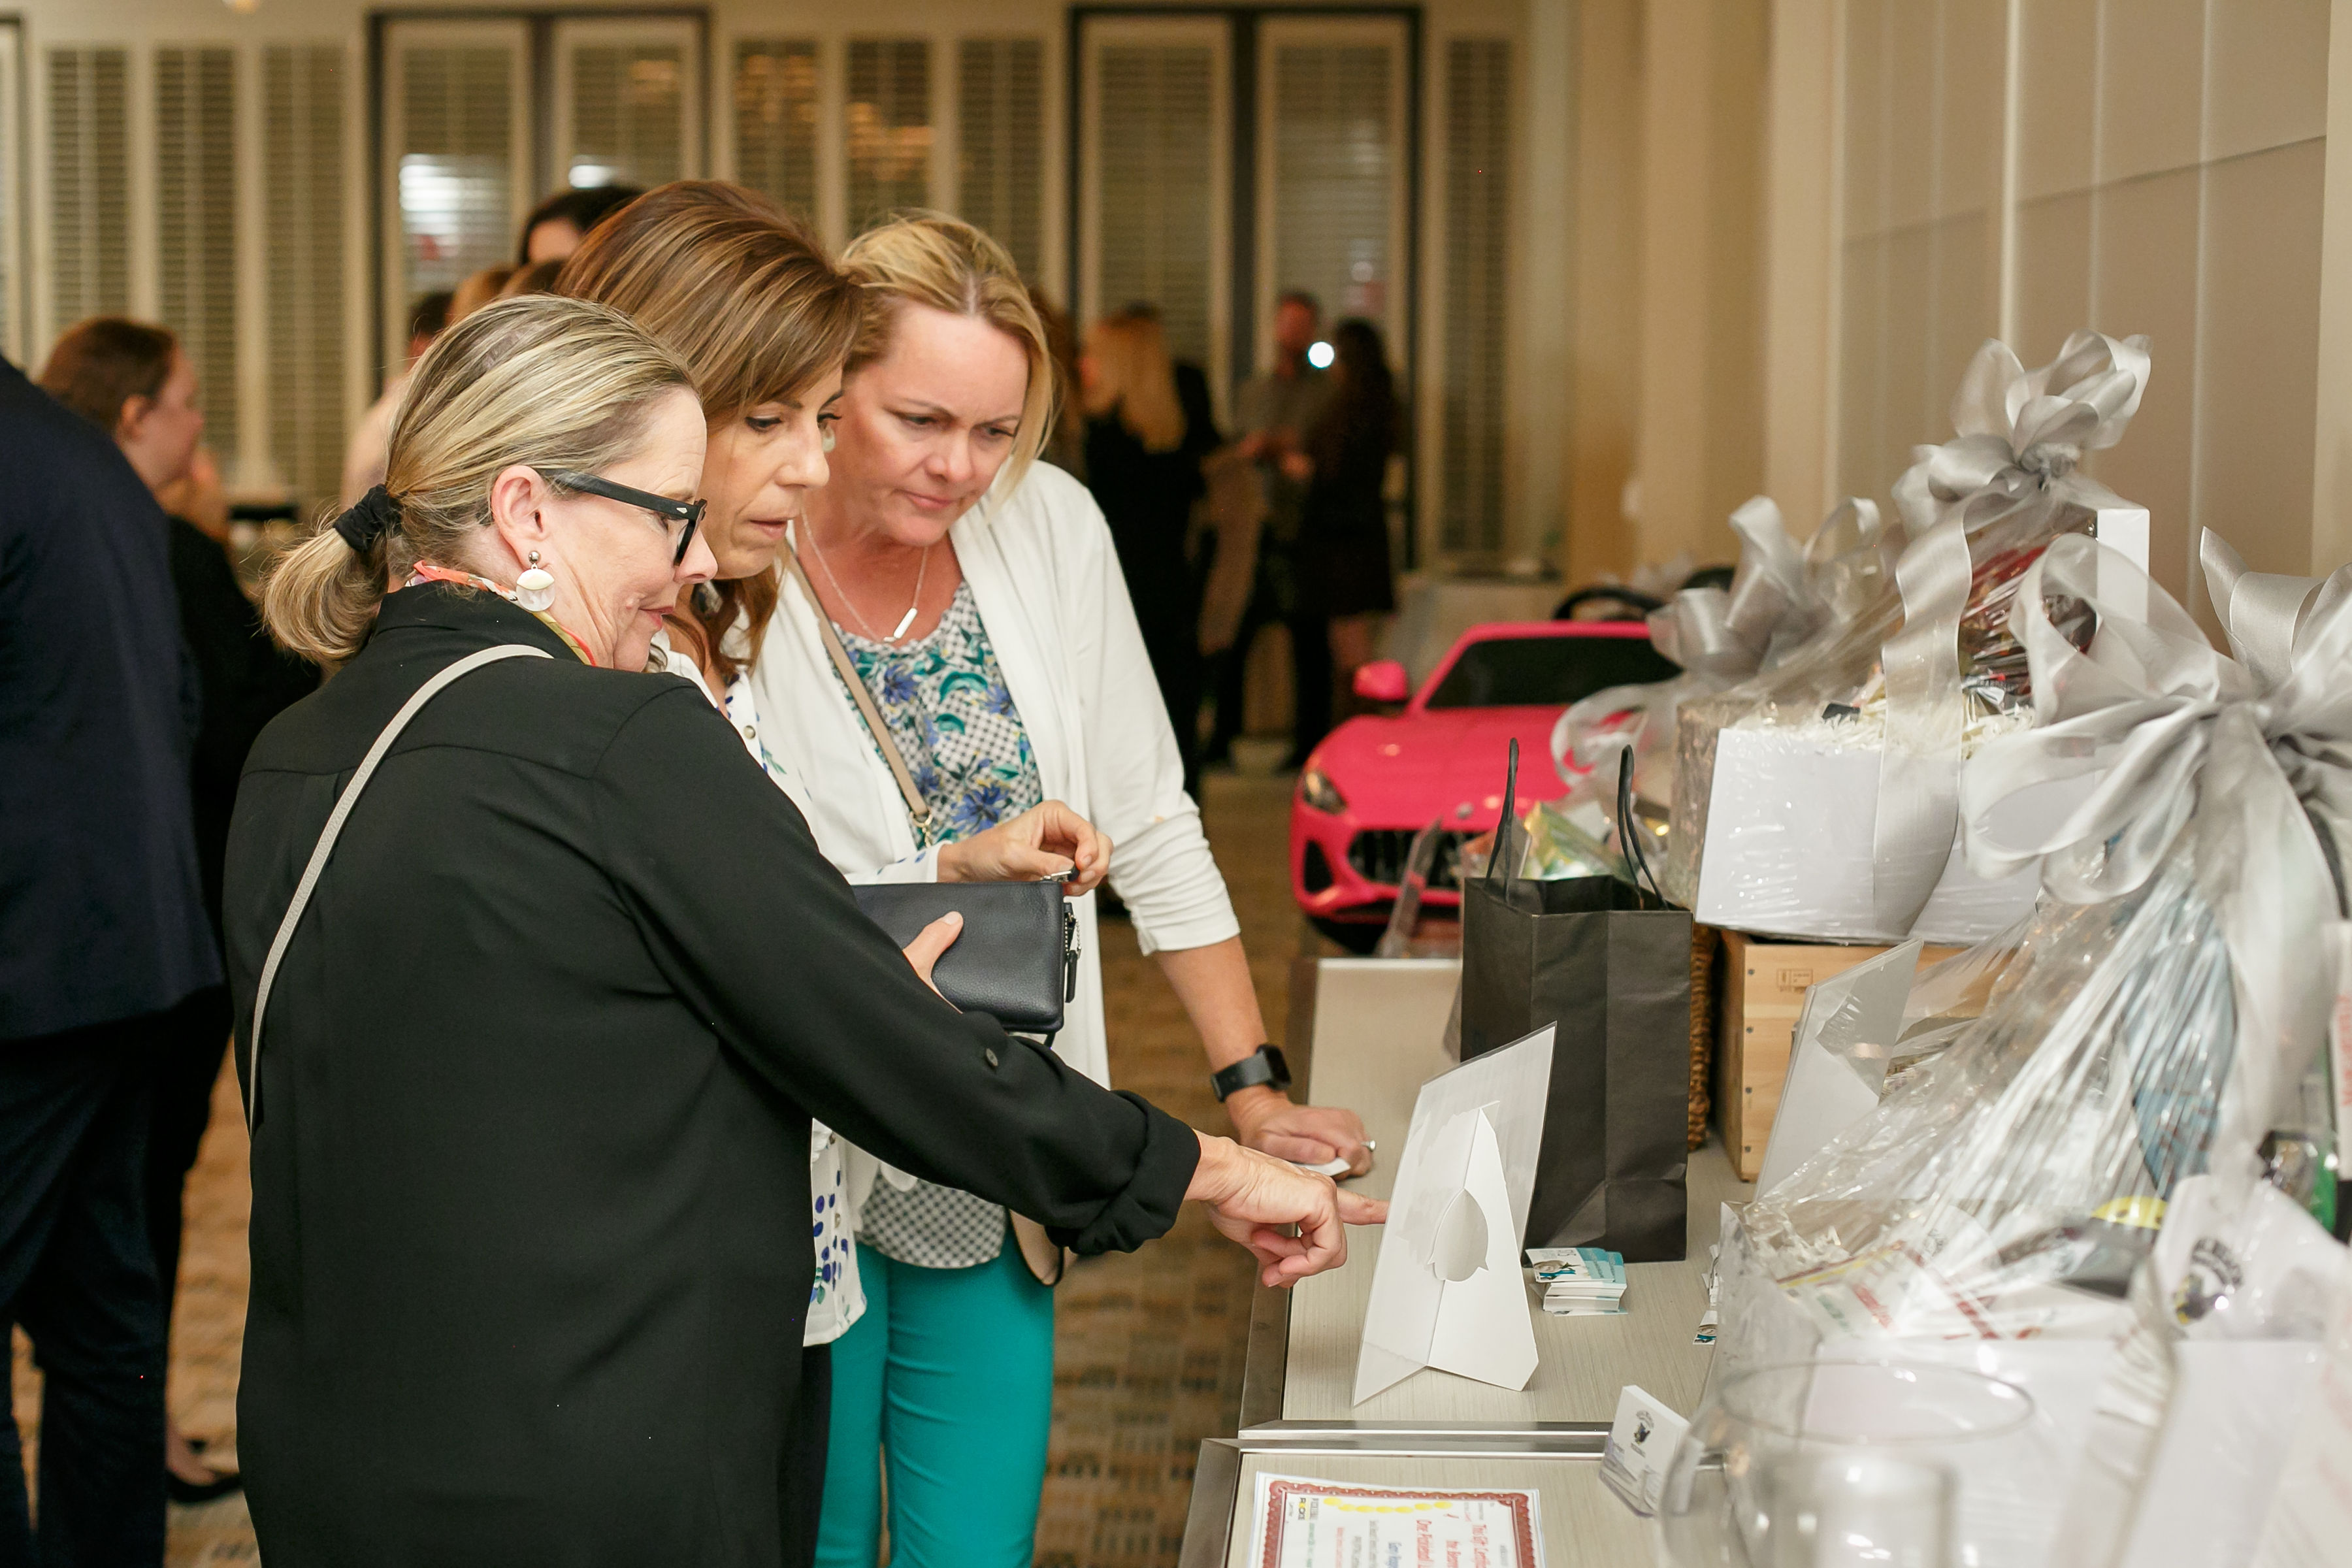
[1526,1247,1626,1315]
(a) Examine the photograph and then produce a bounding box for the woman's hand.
[1186,1132,1386,1288]
[936,800,1111,895]
[900,911,964,998]
[1226,1088,1375,1177]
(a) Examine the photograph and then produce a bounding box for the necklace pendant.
[888,604,919,641]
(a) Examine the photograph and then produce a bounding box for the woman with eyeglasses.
[227,294,1374,1566]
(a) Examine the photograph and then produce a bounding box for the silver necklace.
[806,525,931,642]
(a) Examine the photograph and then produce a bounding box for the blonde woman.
[1081,306,1220,792]
[746,216,1375,1568]
[229,292,1365,1565]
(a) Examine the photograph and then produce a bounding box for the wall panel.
[1800,0,2333,592]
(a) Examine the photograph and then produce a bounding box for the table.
[1184,958,1754,1565]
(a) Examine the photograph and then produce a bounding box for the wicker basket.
[1687,924,1719,1149]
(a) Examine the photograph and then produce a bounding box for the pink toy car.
[1292,620,1680,950]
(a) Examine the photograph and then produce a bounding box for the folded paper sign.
[1354,1026,1553,1405]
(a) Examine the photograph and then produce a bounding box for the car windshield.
[1422,634,1682,710]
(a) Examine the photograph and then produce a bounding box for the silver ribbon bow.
[1873,329,2154,935]
[1554,495,1888,784]
[1960,531,2352,1164]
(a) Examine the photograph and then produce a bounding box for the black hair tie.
[333,485,401,553]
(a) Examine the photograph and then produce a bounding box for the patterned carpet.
[12,766,1312,1568]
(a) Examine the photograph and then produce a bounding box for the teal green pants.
[813,1238,1055,1568]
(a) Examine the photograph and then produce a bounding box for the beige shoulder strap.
[781,538,932,837]
[246,643,551,1128]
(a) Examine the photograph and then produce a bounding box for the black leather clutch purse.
[851,881,1077,1036]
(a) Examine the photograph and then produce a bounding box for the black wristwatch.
[1211,1044,1292,1102]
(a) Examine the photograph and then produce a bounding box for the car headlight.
[1299,766,1347,815]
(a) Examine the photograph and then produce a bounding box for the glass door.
[551,16,703,193]
[1254,16,1409,377]
[379,18,530,372]
[1075,14,1232,409]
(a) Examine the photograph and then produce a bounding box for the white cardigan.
[747,460,1241,1090]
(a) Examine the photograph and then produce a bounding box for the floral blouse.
[835,581,1047,1269]
[838,581,1044,847]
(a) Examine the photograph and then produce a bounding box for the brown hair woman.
[557,182,1119,1567]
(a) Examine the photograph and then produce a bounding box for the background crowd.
[0,179,1396,1564]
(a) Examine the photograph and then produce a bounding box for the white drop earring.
[516,549,555,613]
[821,425,836,453]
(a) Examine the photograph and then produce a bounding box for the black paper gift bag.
[1460,745,1693,1261]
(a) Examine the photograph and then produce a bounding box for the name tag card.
[1600,1384,1690,1517]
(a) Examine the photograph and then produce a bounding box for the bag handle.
[1487,737,1522,887]
[245,644,550,1128]
[781,538,934,844]
[1617,747,1665,904]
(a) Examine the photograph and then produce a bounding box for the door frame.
[1065,4,1422,423]
[367,7,710,383]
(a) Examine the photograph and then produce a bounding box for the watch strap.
[1212,1044,1292,1102]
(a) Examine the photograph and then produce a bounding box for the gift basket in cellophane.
[1545,492,1893,864]
[1701,532,2352,1568]
[1664,330,2153,944]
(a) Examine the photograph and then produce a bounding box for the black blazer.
[167,515,317,942]
[223,583,1198,1565]
[1083,361,1222,638]
[0,359,217,1040]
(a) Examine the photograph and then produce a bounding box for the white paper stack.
[1527,1247,1625,1315]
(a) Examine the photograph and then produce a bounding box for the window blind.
[155,45,238,466]
[1092,42,1217,368]
[958,39,1043,281]
[733,39,819,221]
[1441,38,1510,557]
[47,46,129,338]
[845,38,931,232]
[264,43,346,511]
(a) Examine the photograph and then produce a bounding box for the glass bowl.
[1654,1358,2062,1567]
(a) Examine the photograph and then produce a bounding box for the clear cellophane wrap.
[1660,331,2151,914]
[1719,532,2352,1374]
[1552,496,1893,864]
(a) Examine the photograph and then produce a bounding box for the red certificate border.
[1256,1477,1541,1567]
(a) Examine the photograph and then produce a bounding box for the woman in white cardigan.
[751,217,1373,1568]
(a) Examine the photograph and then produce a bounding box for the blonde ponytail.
[258,522,392,667]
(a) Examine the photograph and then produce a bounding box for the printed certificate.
[1247,1473,1544,1567]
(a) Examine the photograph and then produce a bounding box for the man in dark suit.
[0,354,218,1563]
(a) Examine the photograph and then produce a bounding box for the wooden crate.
[1712,931,1965,1181]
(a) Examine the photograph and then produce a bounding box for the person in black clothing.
[229,296,1374,1564]
[1081,307,1220,795]
[39,318,320,1505]
[1207,289,1335,769]
[1,346,220,1560]
[1296,318,1403,736]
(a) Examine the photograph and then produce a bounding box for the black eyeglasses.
[537,468,706,566]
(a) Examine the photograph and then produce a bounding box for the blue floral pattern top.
[834,581,1048,1269]
[837,581,1045,848]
